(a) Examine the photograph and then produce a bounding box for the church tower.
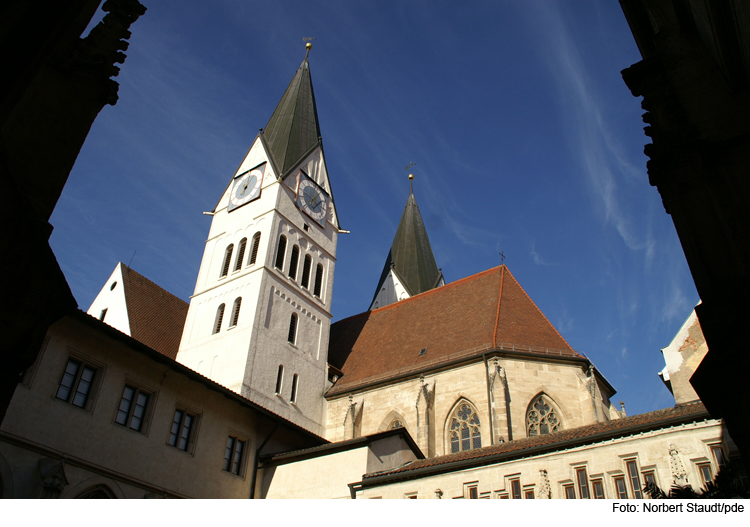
[177,45,340,435]
[369,175,443,310]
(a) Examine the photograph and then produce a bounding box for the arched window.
[275,365,284,395]
[526,394,561,437]
[275,235,286,271]
[220,244,234,277]
[287,313,298,344]
[301,254,312,288]
[234,238,247,272]
[313,263,324,298]
[288,245,300,280]
[389,419,404,430]
[76,485,116,498]
[249,232,261,266]
[213,304,225,334]
[448,400,481,453]
[229,297,242,327]
[290,374,299,403]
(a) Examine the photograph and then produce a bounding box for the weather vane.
[405,162,416,171]
[303,37,317,42]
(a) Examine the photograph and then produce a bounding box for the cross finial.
[499,251,506,265]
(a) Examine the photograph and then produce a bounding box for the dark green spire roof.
[263,50,321,178]
[371,183,442,307]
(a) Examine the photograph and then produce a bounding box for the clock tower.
[176,45,340,435]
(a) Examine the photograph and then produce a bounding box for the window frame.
[248,232,261,266]
[168,408,199,454]
[234,238,247,272]
[55,357,101,411]
[564,484,576,499]
[275,365,284,395]
[613,475,628,498]
[510,478,522,499]
[275,235,287,271]
[313,263,324,298]
[213,303,225,334]
[288,245,300,280]
[575,467,590,499]
[697,462,713,487]
[591,478,605,499]
[114,384,153,434]
[229,297,242,328]
[223,435,247,476]
[220,244,234,278]
[301,254,312,289]
[288,313,298,345]
[625,459,643,499]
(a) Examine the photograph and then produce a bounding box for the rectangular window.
[564,484,576,499]
[168,409,196,452]
[56,358,97,408]
[510,479,521,499]
[576,467,590,499]
[698,463,713,486]
[614,476,628,498]
[524,490,535,499]
[592,479,605,499]
[115,385,150,432]
[642,471,656,495]
[711,445,725,469]
[626,460,642,499]
[468,486,478,499]
[223,436,245,475]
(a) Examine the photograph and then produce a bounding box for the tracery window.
[526,395,561,437]
[448,401,481,453]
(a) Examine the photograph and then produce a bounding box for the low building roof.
[361,401,711,485]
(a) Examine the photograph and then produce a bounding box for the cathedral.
[0,46,734,499]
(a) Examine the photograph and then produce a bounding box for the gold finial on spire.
[305,42,313,50]
[408,173,414,180]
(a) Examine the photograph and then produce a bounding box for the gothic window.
[313,263,323,298]
[526,394,561,437]
[275,235,286,271]
[275,365,284,395]
[288,313,298,344]
[234,238,247,271]
[290,374,299,403]
[213,304,225,334]
[115,385,150,432]
[56,359,97,409]
[220,244,234,277]
[288,245,300,280]
[249,232,261,266]
[229,297,242,327]
[389,419,404,430]
[301,254,312,288]
[448,400,481,453]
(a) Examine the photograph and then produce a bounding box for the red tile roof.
[120,264,188,360]
[362,401,711,482]
[327,266,578,395]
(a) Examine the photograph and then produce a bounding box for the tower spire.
[369,173,443,310]
[262,44,321,178]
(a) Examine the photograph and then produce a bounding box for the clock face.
[296,174,328,226]
[228,164,264,212]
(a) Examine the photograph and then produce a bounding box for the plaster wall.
[370,269,410,310]
[0,316,312,498]
[86,263,130,335]
[358,419,727,499]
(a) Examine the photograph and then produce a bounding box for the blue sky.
[50,1,698,417]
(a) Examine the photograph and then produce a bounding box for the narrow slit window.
[220,244,234,278]
[288,245,300,280]
[275,365,284,395]
[301,255,312,288]
[229,297,242,327]
[249,232,261,266]
[290,373,299,403]
[576,468,589,499]
[313,263,323,298]
[510,479,521,499]
[626,460,642,499]
[288,313,298,344]
[213,304,225,334]
[275,235,287,271]
[234,238,247,271]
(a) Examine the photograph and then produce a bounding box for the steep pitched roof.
[361,401,710,483]
[262,49,321,178]
[120,264,188,360]
[371,184,441,306]
[329,266,578,396]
